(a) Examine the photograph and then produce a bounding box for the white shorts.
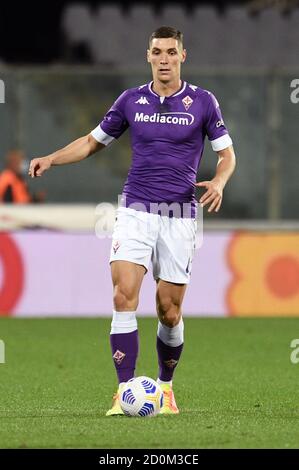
[109,207,197,284]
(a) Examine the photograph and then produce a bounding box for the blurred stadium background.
[1,0,299,451]
[0,0,298,318]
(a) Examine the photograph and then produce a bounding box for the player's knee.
[113,284,139,311]
[157,297,181,327]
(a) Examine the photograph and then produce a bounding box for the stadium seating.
[61,3,299,68]
[124,6,158,67]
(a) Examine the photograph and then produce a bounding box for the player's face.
[147,38,186,84]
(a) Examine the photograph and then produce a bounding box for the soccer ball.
[120,376,163,417]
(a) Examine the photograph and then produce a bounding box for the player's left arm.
[196,144,236,213]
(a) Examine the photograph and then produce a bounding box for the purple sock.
[110,330,139,384]
[156,336,184,382]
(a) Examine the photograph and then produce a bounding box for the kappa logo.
[113,240,120,254]
[182,95,193,111]
[113,350,126,365]
[164,359,178,369]
[135,96,150,105]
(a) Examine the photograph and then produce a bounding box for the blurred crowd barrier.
[0,204,101,231]
[0,68,298,219]
[61,5,299,67]
[0,210,299,316]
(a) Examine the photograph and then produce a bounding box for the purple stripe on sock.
[156,336,184,382]
[110,330,139,384]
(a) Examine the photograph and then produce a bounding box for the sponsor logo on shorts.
[164,359,178,369]
[113,350,126,365]
[113,240,120,253]
[186,257,191,274]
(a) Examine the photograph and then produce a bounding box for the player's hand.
[195,178,224,213]
[28,156,52,178]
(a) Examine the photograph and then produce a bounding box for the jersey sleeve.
[204,91,233,151]
[91,90,129,146]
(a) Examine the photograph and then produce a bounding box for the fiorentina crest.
[164,359,178,368]
[113,350,126,365]
[182,95,193,111]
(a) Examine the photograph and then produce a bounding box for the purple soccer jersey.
[91,81,232,217]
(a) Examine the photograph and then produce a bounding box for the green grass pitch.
[0,317,298,449]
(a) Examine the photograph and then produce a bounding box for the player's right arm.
[29,134,104,178]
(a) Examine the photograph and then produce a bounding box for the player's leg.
[152,215,196,414]
[106,206,156,415]
[106,260,146,416]
[110,260,145,384]
[156,280,186,414]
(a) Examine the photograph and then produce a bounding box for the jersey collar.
[148,80,186,98]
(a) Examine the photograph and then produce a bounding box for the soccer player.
[29,26,236,416]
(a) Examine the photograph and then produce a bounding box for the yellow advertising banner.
[227,232,299,316]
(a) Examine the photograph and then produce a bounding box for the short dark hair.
[149,26,183,48]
